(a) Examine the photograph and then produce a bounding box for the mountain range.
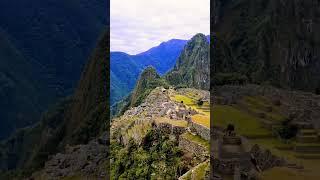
[110,33,210,179]
[112,33,210,117]
[111,35,210,105]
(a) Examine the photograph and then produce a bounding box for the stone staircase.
[294,127,320,159]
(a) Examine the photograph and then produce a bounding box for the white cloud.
[111,0,210,55]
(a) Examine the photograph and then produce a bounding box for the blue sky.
[111,0,210,55]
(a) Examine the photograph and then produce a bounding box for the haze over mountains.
[111,35,210,105]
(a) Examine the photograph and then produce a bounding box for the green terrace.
[171,92,210,128]
[214,95,320,179]
[213,104,271,138]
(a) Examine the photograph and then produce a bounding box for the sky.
[111,0,210,55]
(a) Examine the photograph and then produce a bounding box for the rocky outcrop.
[250,144,287,171]
[35,139,108,179]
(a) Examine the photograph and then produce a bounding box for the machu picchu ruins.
[111,87,211,179]
[212,84,320,180]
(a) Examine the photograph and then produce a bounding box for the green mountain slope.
[0,29,43,139]
[166,33,210,90]
[0,30,108,177]
[130,67,169,107]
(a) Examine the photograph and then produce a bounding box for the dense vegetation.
[0,30,42,139]
[111,129,185,179]
[166,34,210,90]
[0,30,108,177]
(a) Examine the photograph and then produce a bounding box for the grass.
[251,138,297,160]
[192,114,210,128]
[213,105,271,137]
[155,117,188,127]
[212,95,320,179]
[192,161,209,179]
[172,93,210,129]
[182,132,209,149]
[173,94,195,106]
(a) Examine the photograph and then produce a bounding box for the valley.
[110,33,211,179]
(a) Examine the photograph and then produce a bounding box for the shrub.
[197,99,204,106]
[275,120,298,139]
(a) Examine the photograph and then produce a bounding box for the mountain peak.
[141,66,158,76]
[189,33,209,46]
[129,66,167,107]
[192,33,208,41]
[166,33,210,90]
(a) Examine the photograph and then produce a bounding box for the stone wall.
[215,84,320,129]
[179,135,208,160]
[190,122,210,141]
[156,122,186,138]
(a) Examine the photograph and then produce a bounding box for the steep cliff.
[166,33,210,90]
[0,30,108,177]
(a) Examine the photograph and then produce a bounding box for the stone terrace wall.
[156,122,186,138]
[215,84,320,129]
[179,135,208,160]
[190,122,210,141]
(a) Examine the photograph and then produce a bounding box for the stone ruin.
[250,144,286,171]
[215,84,320,129]
[213,125,287,179]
